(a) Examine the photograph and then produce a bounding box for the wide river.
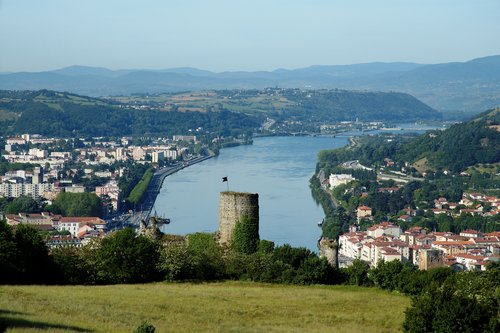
[155,124,441,251]
[155,135,349,251]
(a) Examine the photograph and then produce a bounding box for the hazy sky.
[1,0,499,72]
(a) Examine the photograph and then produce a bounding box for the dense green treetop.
[0,90,262,137]
[3,196,40,214]
[49,192,102,217]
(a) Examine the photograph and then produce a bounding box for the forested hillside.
[0,90,261,137]
[0,88,441,138]
[394,108,499,172]
[318,108,499,173]
[117,88,441,123]
[279,89,440,122]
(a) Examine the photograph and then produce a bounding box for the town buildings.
[339,221,500,271]
[0,134,191,204]
[5,212,107,248]
[0,133,210,249]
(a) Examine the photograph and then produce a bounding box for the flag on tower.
[222,177,228,182]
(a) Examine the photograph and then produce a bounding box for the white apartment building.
[173,135,196,142]
[115,147,126,160]
[367,222,401,238]
[0,183,54,199]
[58,217,106,237]
[329,173,355,189]
[165,149,178,160]
[94,171,113,178]
[28,148,48,158]
[58,221,80,237]
[65,185,85,193]
[152,151,165,163]
[6,137,26,145]
[50,151,71,159]
[339,222,405,267]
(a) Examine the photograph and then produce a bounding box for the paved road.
[341,160,373,170]
[377,172,424,183]
[262,118,276,131]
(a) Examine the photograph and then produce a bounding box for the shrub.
[186,233,225,280]
[344,259,372,286]
[133,321,155,333]
[95,228,161,284]
[403,271,500,333]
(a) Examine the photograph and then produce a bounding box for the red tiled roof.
[455,253,486,260]
[433,241,474,246]
[60,217,105,224]
[381,247,400,255]
[473,237,499,244]
[415,234,435,240]
[367,222,398,231]
[431,232,453,236]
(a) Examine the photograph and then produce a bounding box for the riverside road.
[126,155,213,226]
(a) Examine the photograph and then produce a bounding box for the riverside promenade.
[127,154,213,226]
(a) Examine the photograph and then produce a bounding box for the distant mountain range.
[1,55,500,113]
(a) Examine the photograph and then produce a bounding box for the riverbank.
[126,154,214,226]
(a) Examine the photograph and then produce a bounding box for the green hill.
[0,90,261,137]
[394,108,499,172]
[318,108,499,174]
[280,89,440,122]
[0,282,409,333]
[118,88,441,123]
[0,88,440,137]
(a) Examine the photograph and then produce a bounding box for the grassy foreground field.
[0,282,409,333]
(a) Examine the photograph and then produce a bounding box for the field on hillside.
[113,91,295,115]
[0,282,409,333]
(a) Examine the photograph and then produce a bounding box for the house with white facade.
[329,173,355,189]
[367,222,401,238]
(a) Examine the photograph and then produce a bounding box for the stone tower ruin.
[218,191,259,245]
[319,237,339,268]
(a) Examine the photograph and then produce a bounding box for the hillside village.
[330,168,500,271]
[339,221,500,271]
[322,135,499,271]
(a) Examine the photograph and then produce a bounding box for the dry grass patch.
[0,282,409,333]
[412,157,430,174]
